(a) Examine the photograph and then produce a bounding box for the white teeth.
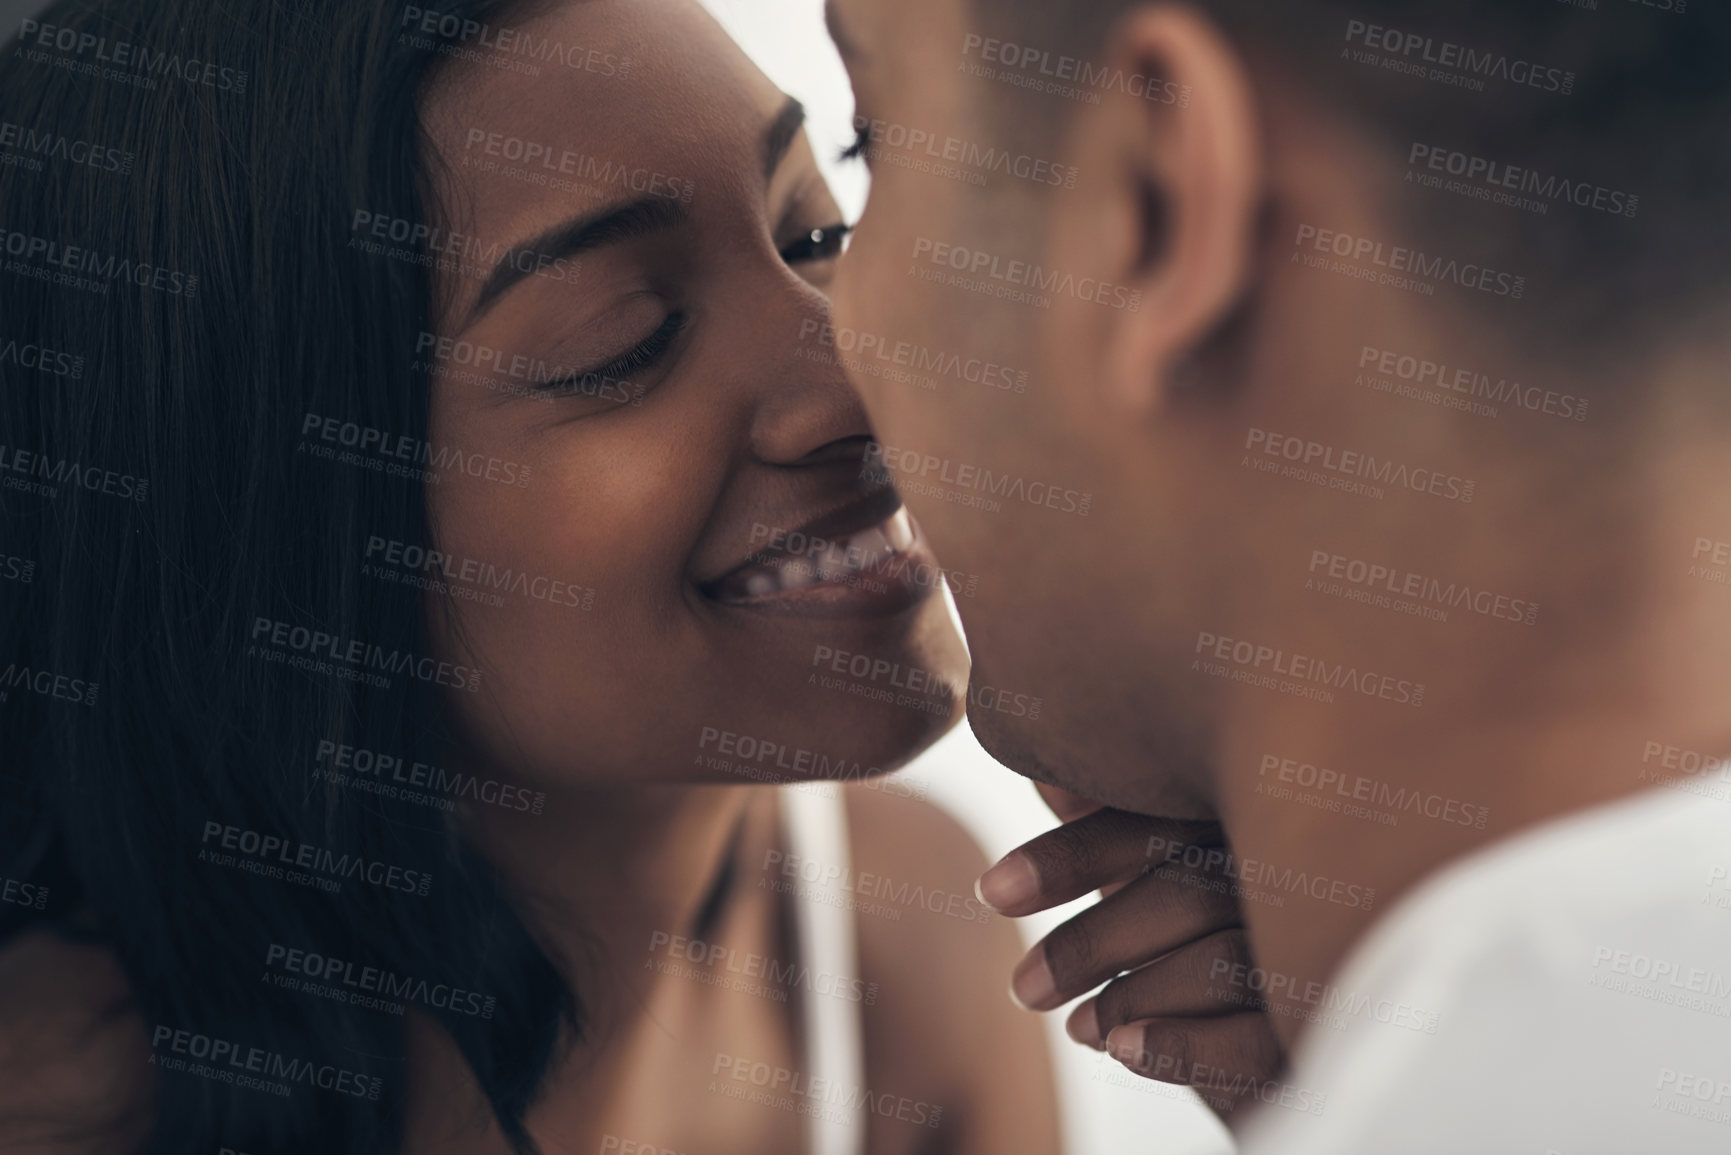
[816,543,853,583]
[846,528,892,570]
[723,509,918,600]
[884,508,914,552]
[779,560,818,591]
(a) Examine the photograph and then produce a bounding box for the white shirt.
[1236,783,1731,1155]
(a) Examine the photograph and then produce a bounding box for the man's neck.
[1215,441,1731,1050]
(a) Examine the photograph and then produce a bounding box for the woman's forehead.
[420,0,783,168]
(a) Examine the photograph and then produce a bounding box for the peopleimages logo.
[910,237,1141,311]
[199,820,434,897]
[850,115,1078,190]
[959,33,1189,107]
[1589,946,1731,1005]
[1194,629,1426,709]
[796,319,1029,395]
[0,227,198,297]
[1653,1069,1731,1129]
[1145,833,1378,911]
[249,617,483,694]
[1406,143,1638,219]
[1706,865,1731,914]
[17,19,251,93]
[460,129,694,203]
[1357,345,1587,423]
[0,662,99,707]
[265,943,496,1019]
[350,210,581,285]
[696,726,930,800]
[414,332,645,406]
[762,848,993,925]
[0,120,135,175]
[1257,753,1490,830]
[298,412,532,489]
[1293,225,1524,299]
[1208,956,1441,1034]
[399,6,631,77]
[710,1054,944,1129]
[0,876,49,911]
[313,740,547,815]
[364,535,596,611]
[1342,18,1575,95]
[1307,548,1539,627]
[1637,740,1731,804]
[1245,428,1475,504]
[864,442,1092,517]
[150,1025,381,1101]
[0,445,149,503]
[648,931,880,1006]
[0,337,84,379]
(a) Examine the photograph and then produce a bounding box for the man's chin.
[967,700,1217,819]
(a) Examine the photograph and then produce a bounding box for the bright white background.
[698,1,1233,1151]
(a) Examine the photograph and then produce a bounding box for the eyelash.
[528,218,850,399]
[838,125,870,163]
[779,223,854,264]
[535,311,688,397]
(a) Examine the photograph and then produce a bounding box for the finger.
[1034,781,1102,823]
[1033,786,1152,904]
[1103,1013,1284,1100]
[1066,929,1255,1048]
[977,808,1224,917]
[1009,865,1241,1011]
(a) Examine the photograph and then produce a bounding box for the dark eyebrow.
[764,97,806,183]
[464,101,807,330]
[466,196,688,328]
[824,0,864,65]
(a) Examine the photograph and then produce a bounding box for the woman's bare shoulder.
[841,782,1019,974]
[844,781,995,896]
[843,782,1063,1152]
[0,929,152,1154]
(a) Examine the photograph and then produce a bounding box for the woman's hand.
[977,786,1285,1121]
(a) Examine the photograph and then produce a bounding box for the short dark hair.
[970,0,1731,354]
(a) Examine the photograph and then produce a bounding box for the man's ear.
[1062,4,1265,415]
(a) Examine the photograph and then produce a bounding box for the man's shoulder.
[1363,784,1728,967]
[1240,787,1731,1155]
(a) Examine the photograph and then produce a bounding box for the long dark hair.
[0,1,576,1151]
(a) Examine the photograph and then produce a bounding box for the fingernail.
[1104,1023,1149,1070]
[1068,1000,1103,1049]
[1009,946,1056,1011]
[976,852,1039,913]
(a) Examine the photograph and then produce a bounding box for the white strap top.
[779,785,868,1155]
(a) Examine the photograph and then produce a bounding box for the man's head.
[825,0,1731,815]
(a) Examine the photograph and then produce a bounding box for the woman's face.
[417,0,967,791]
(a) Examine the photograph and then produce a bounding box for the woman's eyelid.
[536,310,686,397]
[535,288,661,362]
[531,291,672,381]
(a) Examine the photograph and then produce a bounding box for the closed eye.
[534,311,688,400]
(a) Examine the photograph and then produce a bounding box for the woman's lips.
[704,508,940,616]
